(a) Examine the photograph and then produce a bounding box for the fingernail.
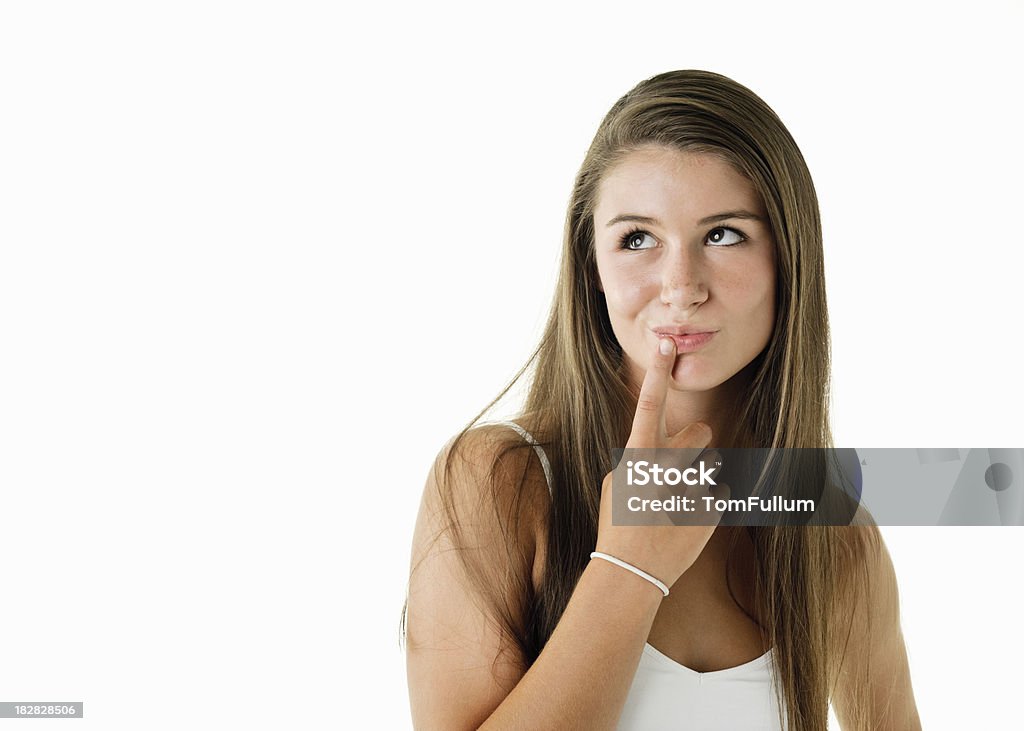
[659,338,673,356]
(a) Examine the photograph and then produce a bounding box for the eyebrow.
[605,210,766,227]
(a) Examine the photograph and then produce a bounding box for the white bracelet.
[590,551,670,597]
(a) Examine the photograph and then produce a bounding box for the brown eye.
[706,227,744,246]
[621,230,655,250]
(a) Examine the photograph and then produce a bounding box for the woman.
[402,70,920,730]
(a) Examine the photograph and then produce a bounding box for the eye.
[619,228,656,250]
[706,226,745,246]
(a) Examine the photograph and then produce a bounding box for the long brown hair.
[403,70,879,730]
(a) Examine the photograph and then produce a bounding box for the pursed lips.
[650,327,718,352]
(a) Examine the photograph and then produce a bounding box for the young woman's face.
[593,145,777,392]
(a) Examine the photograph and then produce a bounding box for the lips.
[651,326,716,336]
[651,327,717,353]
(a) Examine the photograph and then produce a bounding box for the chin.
[669,358,735,392]
[669,367,717,391]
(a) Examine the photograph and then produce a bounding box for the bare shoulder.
[416,421,552,591]
[829,524,896,634]
[405,424,553,729]
[831,524,894,607]
[437,422,551,528]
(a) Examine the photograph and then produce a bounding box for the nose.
[660,246,708,310]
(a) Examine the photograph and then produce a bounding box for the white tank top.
[495,421,788,730]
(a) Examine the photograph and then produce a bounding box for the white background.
[1,1,1021,729]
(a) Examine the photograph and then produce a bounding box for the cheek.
[742,275,776,340]
[719,266,776,333]
[605,283,634,309]
[597,261,649,314]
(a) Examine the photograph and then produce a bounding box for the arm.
[407,338,717,730]
[832,529,922,730]
[405,427,665,731]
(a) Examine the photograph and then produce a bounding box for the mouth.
[651,329,717,353]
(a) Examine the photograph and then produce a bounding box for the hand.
[594,337,728,590]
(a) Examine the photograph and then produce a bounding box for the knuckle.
[635,395,661,413]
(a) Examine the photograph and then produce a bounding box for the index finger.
[628,336,676,445]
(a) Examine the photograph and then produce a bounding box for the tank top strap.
[489,420,553,498]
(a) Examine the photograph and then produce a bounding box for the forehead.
[594,145,764,221]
